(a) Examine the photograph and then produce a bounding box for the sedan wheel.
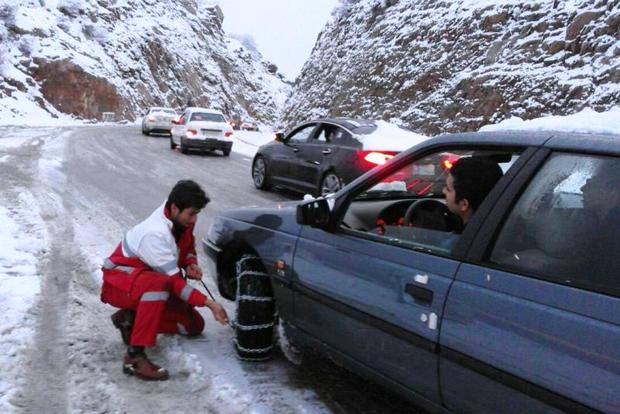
[320,172,343,196]
[252,156,271,190]
[170,137,177,150]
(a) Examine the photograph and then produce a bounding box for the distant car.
[251,118,427,197]
[230,120,241,130]
[141,107,178,136]
[170,107,234,156]
[204,130,620,412]
[240,121,259,131]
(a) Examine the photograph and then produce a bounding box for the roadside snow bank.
[361,121,428,151]
[481,106,620,135]
[0,192,48,411]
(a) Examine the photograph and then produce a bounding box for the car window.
[341,148,521,256]
[488,153,620,297]
[190,112,226,122]
[287,124,316,144]
[313,125,338,143]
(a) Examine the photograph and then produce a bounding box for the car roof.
[310,117,377,134]
[150,107,175,111]
[420,130,620,156]
[186,107,224,114]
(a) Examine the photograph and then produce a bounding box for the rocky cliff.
[0,0,290,123]
[282,0,620,135]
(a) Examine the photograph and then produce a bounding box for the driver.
[443,156,504,229]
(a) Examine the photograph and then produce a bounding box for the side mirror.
[296,198,331,229]
[274,132,285,142]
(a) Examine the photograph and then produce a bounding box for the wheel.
[142,128,149,136]
[252,156,272,190]
[170,137,177,150]
[234,254,275,361]
[319,171,343,196]
[180,138,188,154]
[223,149,231,156]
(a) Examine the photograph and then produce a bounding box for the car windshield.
[190,113,226,122]
[356,150,519,200]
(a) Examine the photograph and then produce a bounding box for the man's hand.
[207,301,229,325]
[185,263,203,280]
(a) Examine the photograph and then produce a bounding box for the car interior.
[340,149,520,255]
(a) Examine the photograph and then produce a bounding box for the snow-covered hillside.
[282,0,619,134]
[0,0,291,125]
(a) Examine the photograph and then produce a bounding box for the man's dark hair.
[450,157,503,211]
[166,180,209,211]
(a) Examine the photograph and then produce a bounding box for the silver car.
[141,107,178,136]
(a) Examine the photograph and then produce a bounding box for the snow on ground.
[231,130,277,158]
[0,192,48,411]
[481,106,620,135]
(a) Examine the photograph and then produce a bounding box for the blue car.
[203,130,619,413]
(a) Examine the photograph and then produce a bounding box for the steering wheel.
[403,199,456,232]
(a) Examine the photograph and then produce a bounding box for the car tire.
[252,156,272,190]
[223,149,231,156]
[180,138,188,154]
[170,137,177,150]
[142,128,149,136]
[234,254,275,361]
[319,171,343,196]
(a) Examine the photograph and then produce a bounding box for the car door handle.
[405,283,434,305]
[322,149,332,155]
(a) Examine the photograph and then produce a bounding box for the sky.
[216,0,340,80]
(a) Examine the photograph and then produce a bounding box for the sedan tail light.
[186,128,198,138]
[224,131,233,137]
[360,151,396,166]
[147,115,156,122]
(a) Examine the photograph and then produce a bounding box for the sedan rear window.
[190,113,227,123]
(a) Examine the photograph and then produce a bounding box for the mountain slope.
[0,0,290,124]
[282,0,619,134]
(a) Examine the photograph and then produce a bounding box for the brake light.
[148,115,156,122]
[224,131,233,137]
[440,153,461,170]
[363,151,394,166]
[186,128,198,138]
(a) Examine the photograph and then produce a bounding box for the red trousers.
[101,271,205,347]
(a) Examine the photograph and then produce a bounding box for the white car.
[170,107,234,156]
[141,107,178,136]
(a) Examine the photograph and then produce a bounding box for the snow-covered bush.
[83,24,108,42]
[17,37,36,57]
[0,4,16,25]
[57,0,86,17]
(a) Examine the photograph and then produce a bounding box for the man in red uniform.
[101,180,229,381]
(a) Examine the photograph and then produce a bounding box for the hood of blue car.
[219,200,302,234]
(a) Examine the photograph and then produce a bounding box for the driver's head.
[443,157,503,224]
[166,180,209,228]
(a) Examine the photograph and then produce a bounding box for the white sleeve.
[138,233,179,276]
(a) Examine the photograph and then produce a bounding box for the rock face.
[282,0,620,134]
[0,0,290,123]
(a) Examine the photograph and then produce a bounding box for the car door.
[294,123,341,191]
[291,145,526,405]
[440,149,620,413]
[269,123,317,188]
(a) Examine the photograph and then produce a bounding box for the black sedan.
[251,118,427,196]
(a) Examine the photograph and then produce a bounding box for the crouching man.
[101,179,229,381]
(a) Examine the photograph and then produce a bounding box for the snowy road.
[0,126,418,413]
